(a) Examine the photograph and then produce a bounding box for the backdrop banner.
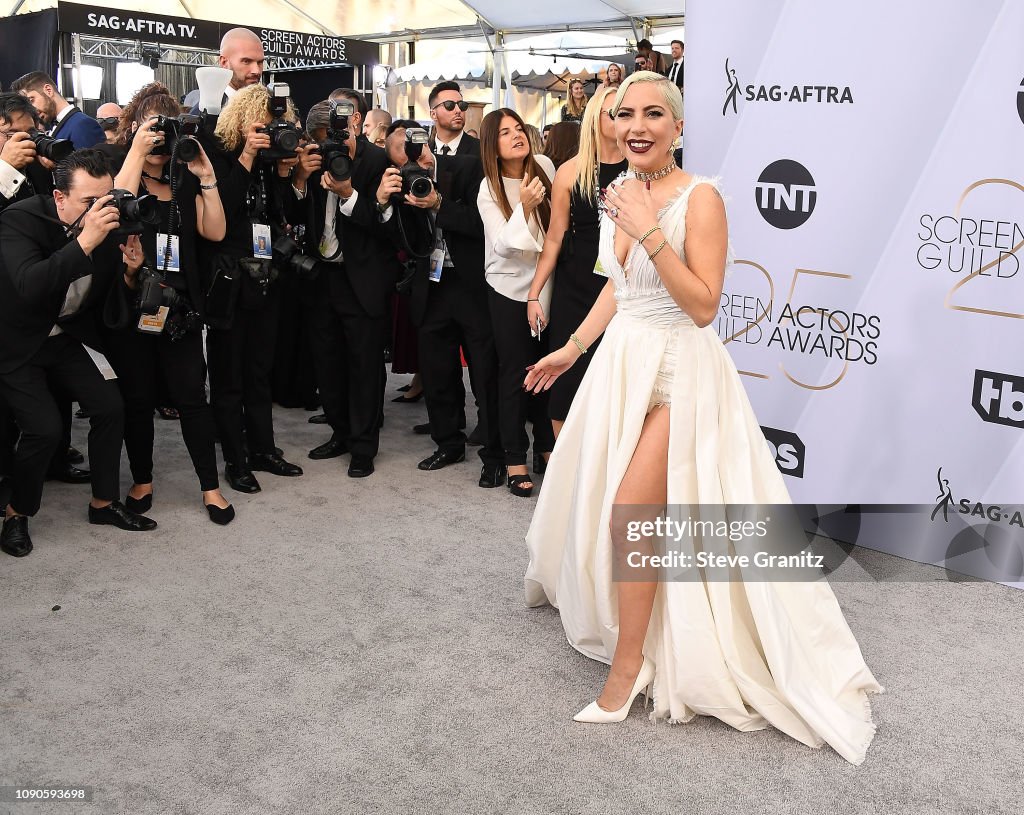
[685,0,1024,585]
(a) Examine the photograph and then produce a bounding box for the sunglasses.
[432,100,469,113]
[97,116,119,129]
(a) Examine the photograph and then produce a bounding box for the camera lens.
[328,154,351,180]
[410,176,434,199]
[276,129,300,153]
[176,136,200,163]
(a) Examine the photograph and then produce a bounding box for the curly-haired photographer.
[202,83,305,493]
[102,82,234,525]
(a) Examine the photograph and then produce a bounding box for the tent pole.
[492,31,504,113]
[72,33,83,110]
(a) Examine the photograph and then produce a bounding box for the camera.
[272,231,319,280]
[316,99,355,181]
[106,188,160,236]
[27,129,73,161]
[395,128,434,203]
[258,83,301,161]
[150,114,202,162]
[137,267,200,340]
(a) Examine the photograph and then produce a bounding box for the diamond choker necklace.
[633,161,677,183]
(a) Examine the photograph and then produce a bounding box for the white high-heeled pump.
[573,656,656,723]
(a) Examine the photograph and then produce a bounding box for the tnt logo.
[761,426,805,478]
[755,160,816,229]
[973,370,1024,429]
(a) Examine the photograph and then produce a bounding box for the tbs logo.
[973,370,1024,429]
[761,426,805,478]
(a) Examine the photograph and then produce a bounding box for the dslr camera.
[394,127,434,204]
[149,114,202,162]
[272,231,318,280]
[27,129,73,161]
[106,188,160,236]
[258,83,301,161]
[137,268,200,340]
[316,99,355,181]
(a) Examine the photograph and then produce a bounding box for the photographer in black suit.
[0,92,90,486]
[202,83,304,494]
[291,93,400,478]
[376,119,504,487]
[0,149,157,557]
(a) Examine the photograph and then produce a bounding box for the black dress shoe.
[88,501,157,531]
[348,455,375,478]
[466,424,484,446]
[45,463,91,484]
[418,448,466,471]
[309,436,349,460]
[225,464,261,494]
[125,492,153,514]
[308,413,328,424]
[1,515,32,557]
[391,391,423,403]
[250,452,303,477]
[67,446,85,464]
[205,502,235,525]
[413,422,431,435]
[479,463,507,488]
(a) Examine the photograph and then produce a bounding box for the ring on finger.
[609,206,619,217]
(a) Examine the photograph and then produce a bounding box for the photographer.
[11,72,106,151]
[103,82,234,525]
[0,92,88,485]
[203,83,305,494]
[376,119,504,488]
[292,92,400,478]
[0,149,158,557]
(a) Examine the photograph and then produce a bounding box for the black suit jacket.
[300,136,401,317]
[0,160,53,215]
[665,59,684,89]
[430,133,480,158]
[0,195,120,374]
[408,152,486,326]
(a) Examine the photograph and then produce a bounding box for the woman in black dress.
[527,86,627,438]
[560,80,588,123]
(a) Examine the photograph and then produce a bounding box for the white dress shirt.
[435,130,464,156]
[477,153,556,311]
[0,158,27,200]
[293,184,359,262]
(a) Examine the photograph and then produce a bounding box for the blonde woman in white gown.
[523,72,882,765]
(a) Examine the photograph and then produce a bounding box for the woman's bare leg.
[598,404,669,711]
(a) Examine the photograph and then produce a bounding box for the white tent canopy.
[7,0,683,41]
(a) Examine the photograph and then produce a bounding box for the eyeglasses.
[432,100,469,113]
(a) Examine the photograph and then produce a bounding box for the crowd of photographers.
[0,26,685,558]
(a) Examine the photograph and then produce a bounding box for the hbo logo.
[973,370,1024,429]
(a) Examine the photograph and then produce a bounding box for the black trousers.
[487,288,555,467]
[418,272,502,467]
[206,291,280,468]
[0,334,123,516]
[104,324,219,492]
[0,394,74,478]
[307,263,387,459]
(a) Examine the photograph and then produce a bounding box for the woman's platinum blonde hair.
[574,85,619,203]
[215,84,297,151]
[610,70,684,121]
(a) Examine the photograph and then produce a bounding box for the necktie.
[670,62,679,83]
[441,145,451,156]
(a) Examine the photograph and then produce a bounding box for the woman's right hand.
[129,116,162,158]
[524,345,577,394]
[241,122,271,162]
[527,299,547,335]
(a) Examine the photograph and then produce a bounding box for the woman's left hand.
[603,178,659,241]
[120,234,144,279]
[184,141,215,185]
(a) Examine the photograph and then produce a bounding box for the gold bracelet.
[647,239,668,260]
[638,225,661,243]
[569,333,588,355]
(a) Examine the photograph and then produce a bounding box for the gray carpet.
[2,375,1022,815]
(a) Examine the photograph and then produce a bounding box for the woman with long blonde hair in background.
[526,85,626,438]
[561,79,588,123]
